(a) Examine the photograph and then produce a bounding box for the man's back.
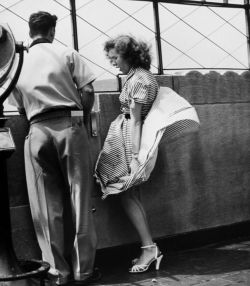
[10,42,95,120]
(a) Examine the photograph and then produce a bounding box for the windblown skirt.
[95,87,200,198]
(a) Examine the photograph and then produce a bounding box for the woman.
[95,35,163,273]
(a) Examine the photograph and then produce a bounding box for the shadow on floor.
[94,238,250,285]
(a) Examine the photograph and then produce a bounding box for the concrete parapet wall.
[5,71,250,257]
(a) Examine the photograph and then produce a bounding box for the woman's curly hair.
[104,35,152,71]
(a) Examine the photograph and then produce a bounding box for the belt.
[123,113,145,121]
[30,108,83,124]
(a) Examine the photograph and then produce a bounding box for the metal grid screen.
[0,0,249,97]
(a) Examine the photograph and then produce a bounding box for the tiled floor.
[25,236,250,285]
[93,237,250,286]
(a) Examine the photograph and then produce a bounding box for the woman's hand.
[129,157,140,174]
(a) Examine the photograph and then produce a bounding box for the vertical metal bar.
[69,0,79,51]
[117,74,122,92]
[153,1,163,74]
[244,0,250,69]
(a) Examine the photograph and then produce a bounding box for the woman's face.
[107,48,131,74]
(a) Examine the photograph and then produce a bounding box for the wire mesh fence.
[0,0,249,96]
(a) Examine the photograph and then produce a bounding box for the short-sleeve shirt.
[8,42,96,120]
[120,67,158,117]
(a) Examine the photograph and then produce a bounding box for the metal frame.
[245,0,250,68]
[69,0,79,52]
[135,0,248,9]
[153,1,164,74]
[68,0,250,74]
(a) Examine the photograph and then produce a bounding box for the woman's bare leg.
[120,189,159,266]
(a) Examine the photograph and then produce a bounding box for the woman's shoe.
[131,244,160,266]
[129,243,163,273]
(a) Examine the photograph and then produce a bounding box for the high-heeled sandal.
[129,243,163,273]
[131,244,162,265]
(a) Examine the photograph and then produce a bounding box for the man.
[9,11,98,286]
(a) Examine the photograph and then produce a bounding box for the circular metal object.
[0,259,50,282]
[0,24,16,86]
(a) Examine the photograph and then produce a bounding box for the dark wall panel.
[4,71,250,254]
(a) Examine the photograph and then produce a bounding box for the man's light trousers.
[24,112,97,284]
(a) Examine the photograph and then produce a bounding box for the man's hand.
[80,83,94,115]
[79,82,94,135]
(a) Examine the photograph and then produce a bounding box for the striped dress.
[95,70,200,198]
[95,67,159,191]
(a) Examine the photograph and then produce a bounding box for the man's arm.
[8,88,26,116]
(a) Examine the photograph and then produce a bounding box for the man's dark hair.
[29,11,57,37]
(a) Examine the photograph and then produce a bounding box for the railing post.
[244,0,250,70]
[153,1,163,74]
[69,0,79,51]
